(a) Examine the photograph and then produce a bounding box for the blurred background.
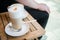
[34,0,60,40]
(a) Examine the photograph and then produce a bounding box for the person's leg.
[24,6,49,40]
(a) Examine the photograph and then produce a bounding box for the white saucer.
[5,23,29,37]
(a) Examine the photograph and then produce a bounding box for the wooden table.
[0,12,45,40]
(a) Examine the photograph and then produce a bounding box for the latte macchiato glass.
[8,4,28,31]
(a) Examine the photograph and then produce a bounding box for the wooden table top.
[0,12,45,40]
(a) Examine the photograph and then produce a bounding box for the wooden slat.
[24,30,44,39]
[24,18,39,40]
[5,13,11,23]
[1,14,8,27]
[23,18,31,32]
[0,12,8,15]
[0,34,1,40]
[0,15,7,40]
[25,18,36,32]
[23,18,37,40]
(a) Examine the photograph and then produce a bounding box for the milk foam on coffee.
[8,3,28,30]
[8,4,27,19]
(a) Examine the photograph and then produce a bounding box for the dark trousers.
[24,6,49,28]
[0,0,49,39]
